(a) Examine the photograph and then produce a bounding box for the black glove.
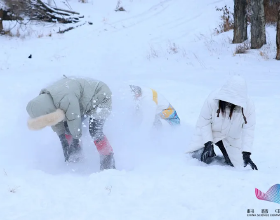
[100,153,116,171]
[59,134,70,161]
[242,152,258,170]
[201,141,216,163]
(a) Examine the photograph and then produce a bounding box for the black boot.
[100,153,116,171]
[215,141,234,167]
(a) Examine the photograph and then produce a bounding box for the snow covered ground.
[0,0,280,219]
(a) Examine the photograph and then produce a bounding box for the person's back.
[41,77,107,116]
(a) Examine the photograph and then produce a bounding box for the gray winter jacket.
[26,77,112,138]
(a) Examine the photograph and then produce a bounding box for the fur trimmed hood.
[26,78,112,138]
[26,93,65,130]
[27,109,65,130]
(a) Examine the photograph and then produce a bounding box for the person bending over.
[26,76,115,170]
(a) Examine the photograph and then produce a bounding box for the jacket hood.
[26,94,65,130]
[214,76,248,108]
[26,94,56,118]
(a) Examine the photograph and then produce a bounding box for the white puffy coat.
[187,76,256,161]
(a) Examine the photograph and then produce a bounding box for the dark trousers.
[64,118,105,142]
[89,118,105,142]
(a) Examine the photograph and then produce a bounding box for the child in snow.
[26,76,115,170]
[129,85,180,127]
[186,76,258,170]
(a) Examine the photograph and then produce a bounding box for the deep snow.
[0,0,280,219]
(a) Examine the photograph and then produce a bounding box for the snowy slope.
[0,0,280,219]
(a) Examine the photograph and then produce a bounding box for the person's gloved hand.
[201,141,216,162]
[242,152,258,170]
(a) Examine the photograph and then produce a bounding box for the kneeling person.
[187,76,258,170]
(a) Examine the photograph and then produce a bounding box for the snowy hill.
[0,0,280,219]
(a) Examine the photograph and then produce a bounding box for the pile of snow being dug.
[0,0,279,219]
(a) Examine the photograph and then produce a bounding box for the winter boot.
[67,138,83,163]
[64,133,82,162]
[94,136,115,170]
[65,134,82,154]
[100,153,116,171]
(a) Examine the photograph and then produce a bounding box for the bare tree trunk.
[0,9,3,33]
[276,9,280,60]
[251,0,266,49]
[233,0,248,43]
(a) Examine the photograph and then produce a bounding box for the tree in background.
[0,9,3,32]
[0,0,81,34]
[233,0,248,43]
[264,0,280,23]
[250,0,266,49]
[276,7,280,60]
[0,1,7,33]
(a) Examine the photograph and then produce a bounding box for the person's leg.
[191,148,204,160]
[89,118,115,170]
[64,121,72,144]
[63,121,82,154]
[191,147,222,164]
[191,140,241,167]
